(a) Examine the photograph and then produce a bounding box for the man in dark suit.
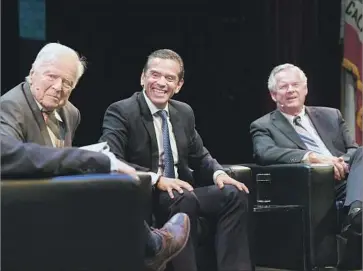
[250,63,362,234]
[99,49,251,271]
[1,135,190,271]
[1,42,83,147]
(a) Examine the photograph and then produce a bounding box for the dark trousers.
[144,221,157,258]
[336,146,363,206]
[154,184,251,271]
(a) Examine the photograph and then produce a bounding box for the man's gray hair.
[267,63,307,92]
[26,42,87,83]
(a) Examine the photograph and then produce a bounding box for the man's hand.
[339,156,350,172]
[331,156,349,180]
[156,177,194,199]
[215,174,249,193]
[113,159,138,178]
[307,152,349,180]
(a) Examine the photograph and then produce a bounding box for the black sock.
[144,222,162,257]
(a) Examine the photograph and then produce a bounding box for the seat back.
[1,173,151,271]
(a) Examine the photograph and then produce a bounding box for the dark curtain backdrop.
[3,0,342,163]
[2,0,20,92]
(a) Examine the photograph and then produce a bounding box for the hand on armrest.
[305,152,349,181]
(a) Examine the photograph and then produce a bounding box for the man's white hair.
[26,42,87,83]
[267,63,307,92]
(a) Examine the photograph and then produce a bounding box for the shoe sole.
[156,217,191,271]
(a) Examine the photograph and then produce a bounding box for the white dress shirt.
[143,91,226,185]
[143,91,179,181]
[280,107,333,159]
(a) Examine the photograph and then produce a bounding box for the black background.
[2,0,342,163]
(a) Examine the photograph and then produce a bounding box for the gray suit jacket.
[0,82,80,146]
[1,135,110,178]
[250,106,358,165]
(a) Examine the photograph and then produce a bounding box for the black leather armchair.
[241,163,337,271]
[1,173,152,271]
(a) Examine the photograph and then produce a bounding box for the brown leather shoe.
[145,213,190,271]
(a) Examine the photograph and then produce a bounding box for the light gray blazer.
[0,82,80,147]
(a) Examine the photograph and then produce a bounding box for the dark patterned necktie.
[157,110,175,178]
[293,116,321,154]
[41,109,65,147]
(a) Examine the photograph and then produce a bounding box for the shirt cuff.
[148,172,161,185]
[213,170,227,183]
[103,151,119,172]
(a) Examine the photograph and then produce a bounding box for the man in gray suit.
[1,42,83,147]
[250,63,362,234]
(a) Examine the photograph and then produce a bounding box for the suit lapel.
[306,107,336,153]
[272,110,307,149]
[137,93,159,172]
[22,82,53,147]
[168,103,185,160]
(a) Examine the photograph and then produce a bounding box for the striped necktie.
[293,116,322,154]
[157,110,175,178]
[41,109,65,148]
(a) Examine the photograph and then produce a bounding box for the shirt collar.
[280,106,306,124]
[142,90,170,116]
[35,100,63,122]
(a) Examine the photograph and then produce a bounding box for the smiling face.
[29,54,79,111]
[270,67,308,116]
[141,57,184,109]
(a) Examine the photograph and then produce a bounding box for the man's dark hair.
[143,49,184,81]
